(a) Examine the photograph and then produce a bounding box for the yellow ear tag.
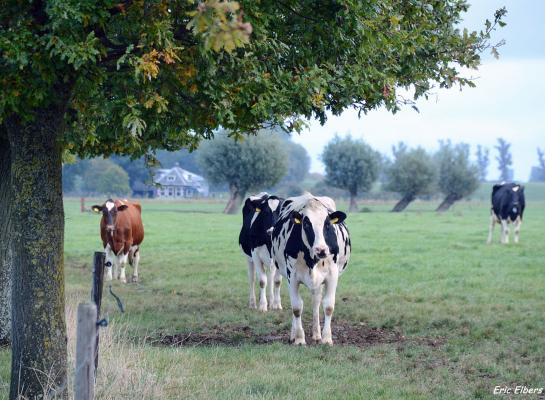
[330,217,339,224]
[92,207,101,213]
[294,218,301,224]
[255,208,261,212]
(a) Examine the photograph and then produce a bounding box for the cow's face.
[92,199,128,236]
[250,196,281,234]
[291,202,346,260]
[509,185,524,219]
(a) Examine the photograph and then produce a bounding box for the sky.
[292,0,545,181]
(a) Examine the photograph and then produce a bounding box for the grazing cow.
[92,199,144,282]
[487,182,525,244]
[239,192,284,311]
[271,193,351,345]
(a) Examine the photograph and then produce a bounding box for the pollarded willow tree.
[385,143,437,212]
[0,1,505,397]
[197,132,287,213]
[322,136,381,212]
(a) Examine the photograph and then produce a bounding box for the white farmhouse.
[153,163,209,198]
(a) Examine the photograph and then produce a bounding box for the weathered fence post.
[75,303,97,400]
[81,197,85,213]
[91,251,105,373]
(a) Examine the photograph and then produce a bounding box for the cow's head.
[248,195,282,235]
[92,199,128,236]
[509,184,524,218]
[290,199,346,261]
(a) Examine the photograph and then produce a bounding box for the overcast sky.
[292,0,545,181]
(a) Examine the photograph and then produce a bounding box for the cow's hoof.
[131,275,139,283]
[312,336,322,344]
[258,304,268,312]
[249,302,257,309]
[119,277,127,284]
[293,338,306,346]
[321,337,333,346]
[271,303,282,310]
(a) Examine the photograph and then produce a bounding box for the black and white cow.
[487,182,525,244]
[271,193,351,345]
[239,192,284,311]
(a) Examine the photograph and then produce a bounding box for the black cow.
[271,193,351,345]
[239,192,284,311]
[487,182,525,244]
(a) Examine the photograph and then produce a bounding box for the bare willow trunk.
[348,192,358,212]
[392,194,415,212]
[6,108,68,399]
[0,125,12,346]
[436,193,461,212]
[224,184,244,214]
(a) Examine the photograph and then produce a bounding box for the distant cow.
[271,193,351,345]
[92,199,144,282]
[487,183,525,244]
[239,192,284,311]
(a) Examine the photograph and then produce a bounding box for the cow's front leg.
[271,268,282,310]
[513,217,522,244]
[253,254,268,312]
[289,280,305,345]
[247,258,257,309]
[486,214,495,244]
[322,268,339,345]
[501,220,509,244]
[266,262,275,308]
[118,252,129,283]
[311,285,323,343]
[104,245,114,281]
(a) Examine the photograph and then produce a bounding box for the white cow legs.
[131,247,140,282]
[271,268,282,310]
[514,217,522,244]
[253,254,268,312]
[104,244,114,281]
[289,281,305,345]
[501,220,510,244]
[311,285,323,343]
[247,258,257,309]
[322,269,339,345]
[267,263,275,309]
[487,215,495,244]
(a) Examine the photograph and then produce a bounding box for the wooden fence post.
[75,303,97,400]
[91,252,105,373]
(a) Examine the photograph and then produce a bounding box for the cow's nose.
[314,247,328,259]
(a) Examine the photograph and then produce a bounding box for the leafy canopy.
[1,1,506,158]
[385,143,436,197]
[322,136,380,195]
[197,131,287,194]
[436,140,479,199]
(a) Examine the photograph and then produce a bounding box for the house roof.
[153,164,207,188]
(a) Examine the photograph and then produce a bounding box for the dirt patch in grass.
[153,321,444,348]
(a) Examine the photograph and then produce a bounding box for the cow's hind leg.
[118,253,129,283]
[271,268,282,310]
[514,217,522,244]
[130,246,140,282]
[487,214,496,244]
[289,281,305,345]
[247,258,256,309]
[311,285,323,343]
[322,268,339,345]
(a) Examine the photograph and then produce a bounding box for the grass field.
[1,190,544,399]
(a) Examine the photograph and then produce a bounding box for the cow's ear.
[117,204,128,211]
[291,211,303,224]
[91,205,103,213]
[329,211,346,224]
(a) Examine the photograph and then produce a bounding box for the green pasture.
[1,187,545,399]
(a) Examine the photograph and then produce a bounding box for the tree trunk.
[224,184,244,214]
[0,125,12,346]
[392,193,415,212]
[6,109,68,399]
[348,192,358,212]
[436,193,461,212]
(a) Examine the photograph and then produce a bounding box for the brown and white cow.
[92,199,144,283]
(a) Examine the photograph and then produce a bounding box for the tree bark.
[436,193,461,212]
[6,109,68,399]
[224,184,244,214]
[348,192,358,212]
[392,193,415,212]
[0,125,12,346]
